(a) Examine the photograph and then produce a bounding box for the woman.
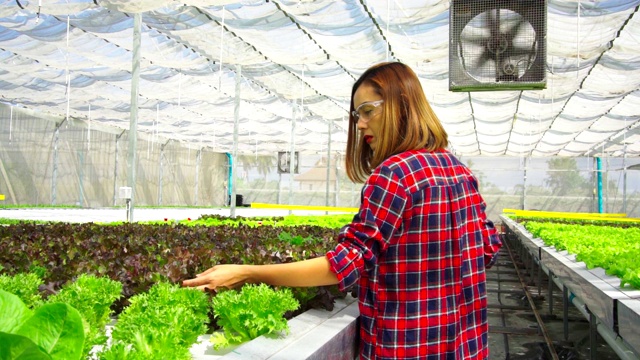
[183,62,502,359]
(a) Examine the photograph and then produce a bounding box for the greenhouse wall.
[1,104,639,220]
[0,104,229,208]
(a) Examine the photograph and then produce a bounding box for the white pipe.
[531,251,639,360]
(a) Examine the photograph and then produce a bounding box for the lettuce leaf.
[0,332,51,360]
[15,303,85,360]
[0,290,32,334]
[211,283,299,349]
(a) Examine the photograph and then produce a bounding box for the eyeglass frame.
[351,100,384,122]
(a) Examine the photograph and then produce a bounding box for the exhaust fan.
[449,0,547,91]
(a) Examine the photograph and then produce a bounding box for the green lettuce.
[211,283,299,349]
[0,289,85,360]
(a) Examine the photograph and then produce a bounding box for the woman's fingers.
[182,277,204,288]
[183,269,218,289]
[183,264,247,291]
[195,266,217,277]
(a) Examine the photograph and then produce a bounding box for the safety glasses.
[351,100,384,122]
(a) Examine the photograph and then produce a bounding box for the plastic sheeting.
[0,0,639,157]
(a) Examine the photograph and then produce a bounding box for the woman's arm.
[182,256,339,291]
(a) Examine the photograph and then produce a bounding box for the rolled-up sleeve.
[326,165,406,291]
[326,243,364,291]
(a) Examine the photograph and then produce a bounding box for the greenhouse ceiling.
[0,0,639,158]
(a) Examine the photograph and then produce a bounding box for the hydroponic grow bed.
[190,294,358,360]
[500,215,640,358]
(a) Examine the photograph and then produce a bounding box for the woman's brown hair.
[345,62,449,183]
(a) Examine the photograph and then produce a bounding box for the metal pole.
[158,144,165,206]
[126,199,131,222]
[548,271,554,315]
[225,153,232,206]
[325,119,332,212]
[623,144,627,214]
[52,123,60,205]
[522,156,528,210]
[563,285,569,341]
[288,106,296,211]
[590,312,598,360]
[335,153,340,207]
[78,150,84,206]
[230,64,241,218]
[277,173,282,204]
[113,131,123,206]
[596,157,603,213]
[195,149,201,206]
[127,13,142,222]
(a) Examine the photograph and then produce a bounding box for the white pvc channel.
[500,216,639,360]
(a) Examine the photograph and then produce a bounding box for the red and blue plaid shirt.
[327,149,502,359]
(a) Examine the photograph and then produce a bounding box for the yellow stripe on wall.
[502,208,627,218]
[251,202,358,213]
[502,208,640,223]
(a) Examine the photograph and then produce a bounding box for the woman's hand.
[182,264,250,291]
[182,257,338,291]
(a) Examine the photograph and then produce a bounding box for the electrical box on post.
[119,187,132,200]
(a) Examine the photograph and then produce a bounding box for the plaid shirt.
[326,149,502,360]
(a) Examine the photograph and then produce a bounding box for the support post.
[522,156,528,210]
[537,252,542,296]
[325,119,332,213]
[158,143,166,206]
[622,144,627,214]
[127,13,142,222]
[590,311,598,360]
[230,64,241,218]
[113,131,124,206]
[596,157,603,213]
[548,271,554,315]
[51,122,63,205]
[288,106,296,213]
[194,149,201,206]
[563,285,569,341]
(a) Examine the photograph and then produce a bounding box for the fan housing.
[449,0,547,91]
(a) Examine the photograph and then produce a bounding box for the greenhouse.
[0,0,639,359]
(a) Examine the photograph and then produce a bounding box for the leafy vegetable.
[508,214,639,228]
[278,231,316,245]
[0,289,33,334]
[524,221,640,288]
[0,332,52,360]
[46,274,122,358]
[0,289,85,360]
[211,283,300,349]
[16,303,85,360]
[101,282,209,360]
[0,215,348,315]
[186,213,354,229]
[0,272,44,309]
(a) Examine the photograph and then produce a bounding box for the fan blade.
[460,32,490,47]
[504,16,527,43]
[473,49,494,69]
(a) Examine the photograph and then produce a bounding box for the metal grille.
[449,0,547,92]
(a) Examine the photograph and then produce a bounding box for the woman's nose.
[356,117,367,130]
